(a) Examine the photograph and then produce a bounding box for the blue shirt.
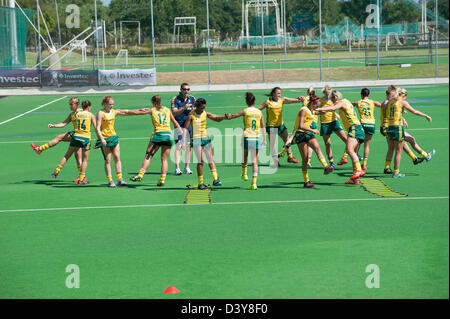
[171,94,195,127]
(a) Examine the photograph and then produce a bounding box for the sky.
[101,0,111,6]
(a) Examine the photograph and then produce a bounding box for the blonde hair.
[330,90,343,102]
[322,85,332,99]
[101,95,114,107]
[398,88,408,97]
[307,86,315,96]
[69,97,79,105]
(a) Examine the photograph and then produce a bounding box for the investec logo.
[59,73,88,79]
[109,71,154,79]
[0,75,39,83]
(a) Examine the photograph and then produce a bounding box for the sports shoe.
[350,170,366,180]
[307,162,312,168]
[198,183,209,190]
[73,176,80,183]
[183,167,193,174]
[392,173,405,178]
[51,172,58,178]
[157,181,165,187]
[30,142,42,155]
[324,165,334,175]
[174,167,182,176]
[77,179,90,185]
[413,157,425,165]
[345,179,360,185]
[337,158,348,165]
[248,184,257,190]
[241,175,248,181]
[425,149,436,162]
[130,175,143,182]
[117,178,127,186]
[383,168,393,174]
[287,156,299,163]
[213,179,222,186]
[303,181,316,188]
[362,165,368,171]
[108,181,116,188]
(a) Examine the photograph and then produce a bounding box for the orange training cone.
[163,286,180,294]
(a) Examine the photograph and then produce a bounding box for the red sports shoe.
[51,172,58,178]
[287,156,299,164]
[303,181,316,188]
[362,165,368,171]
[350,170,366,180]
[345,179,360,185]
[31,142,42,155]
[337,157,348,165]
[74,177,87,183]
[324,165,334,175]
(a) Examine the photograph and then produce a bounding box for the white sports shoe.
[174,167,182,176]
[183,167,193,175]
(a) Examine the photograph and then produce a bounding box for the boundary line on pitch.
[0,96,67,126]
[0,128,448,144]
[0,196,447,214]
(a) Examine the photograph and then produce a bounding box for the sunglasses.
[181,88,190,91]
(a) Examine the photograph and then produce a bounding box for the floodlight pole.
[260,0,265,82]
[376,0,380,80]
[282,0,287,56]
[206,0,211,84]
[94,0,100,87]
[435,0,438,77]
[55,0,61,46]
[319,0,322,82]
[36,0,42,71]
[150,0,156,70]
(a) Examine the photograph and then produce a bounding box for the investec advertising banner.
[0,69,40,87]
[41,70,98,87]
[99,68,157,86]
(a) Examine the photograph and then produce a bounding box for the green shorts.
[380,126,387,137]
[387,125,405,142]
[292,131,315,144]
[69,136,91,150]
[347,125,365,143]
[320,120,343,136]
[266,124,287,135]
[191,137,212,148]
[151,132,173,147]
[95,135,119,149]
[361,123,376,136]
[66,131,75,137]
[243,137,261,150]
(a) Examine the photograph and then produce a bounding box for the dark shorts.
[387,125,405,142]
[242,137,261,150]
[361,123,376,136]
[191,137,212,148]
[151,132,173,147]
[66,131,75,137]
[380,126,387,137]
[266,124,287,135]
[292,131,315,144]
[95,135,119,149]
[320,120,343,136]
[347,125,365,143]
[69,136,91,150]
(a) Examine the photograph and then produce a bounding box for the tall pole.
[376,0,380,80]
[36,0,42,71]
[319,0,322,82]
[55,0,61,46]
[150,0,156,70]
[283,0,287,56]
[206,0,211,84]
[260,0,265,82]
[435,0,438,77]
[94,0,100,86]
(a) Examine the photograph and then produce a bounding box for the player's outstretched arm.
[227,109,245,120]
[170,112,182,130]
[207,112,226,122]
[283,96,302,105]
[257,100,268,110]
[401,100,432,122]
[124,108,152,116]
[115,109,131,116]
[316,101,341,114]
[48,114,71,128]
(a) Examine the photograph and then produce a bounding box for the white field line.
[0,196,447,214]
[0,128,447,145]
[0,96,67,126]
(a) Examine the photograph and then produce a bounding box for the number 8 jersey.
[244,107,262,137]
[151,106,172,133]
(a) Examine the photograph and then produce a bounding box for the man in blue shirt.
[171,82,195,175]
